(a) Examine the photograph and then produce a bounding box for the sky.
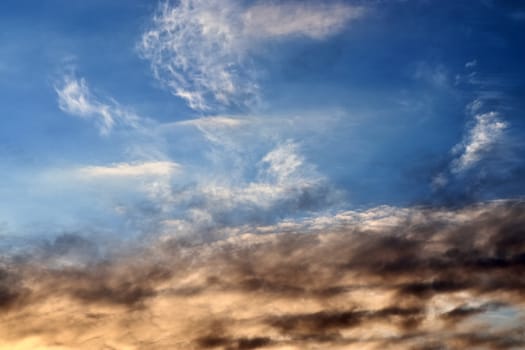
[1,1,525,349]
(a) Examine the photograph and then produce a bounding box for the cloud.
[25,104,346,235]
[138,0,364,110]
[413,62,449,88]
[431,61,524,199]
[77,161,180,178]
[466,98,484,115]
[142,115,345,240]
[157,140,342,240]
[72,161,181,220]
[174,116,249,145]
[260,141,305,183]
[242,2,364,40]
[56,75,142,135]
[465,59,477,69]
[451,111,508,173]
[177,116,246,129]
[1,200,525,349]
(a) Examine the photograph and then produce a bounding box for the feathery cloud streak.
[452,111,508,173]
[56,75,143,135]
[138,0,364,110]
[77,161,180,178]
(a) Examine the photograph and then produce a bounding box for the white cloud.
[197,141,327,208]
[56,75,142,135]
[51,80,348,235]
[175,116,249,147]
[138,0,252,111]
[431,172,448,190]
[465,59,477,69]
[242,2,364,40]
[151,140,341,239]
[466,98,484,116]
[451,111,507,173]
[260,141,307,184]
[161,197,510,241]
[77,161,180,178]
[138,0,364,110]
[56,77,114,135]
[67,161,181,217]
[178,116,246,129]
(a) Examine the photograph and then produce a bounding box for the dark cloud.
[1,200,525,348]
[441,302,506,323]
[196,336,272,350]
[266,306,425,337]
[0,267,26,311]
[452,330,525,350]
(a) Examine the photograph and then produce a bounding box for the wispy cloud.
[77,161,180,178]
[33,101,346,237]
[138,0,364,110]
[430,61,523,196]
[432,109,511,194]
[451,111,508,173]
[177,116,247,129]
[260,141,309,184]
[174,116,249,145]
[155,139,342,240]
[413,62,449,88]
[465,59,477,69]
[242,2,364,40]
[56,75,142,135]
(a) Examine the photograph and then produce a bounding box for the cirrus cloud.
[138,0,365,111]
[451,111,508,174]
[77,161,180,178]
[56,75,144,135]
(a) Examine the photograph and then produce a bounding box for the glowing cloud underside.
[1,200,525,349]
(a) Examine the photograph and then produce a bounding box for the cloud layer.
[1,200,525,349]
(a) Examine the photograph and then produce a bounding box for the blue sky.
[0,0,524,237]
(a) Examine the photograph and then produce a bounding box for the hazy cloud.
[157,140,342,240]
